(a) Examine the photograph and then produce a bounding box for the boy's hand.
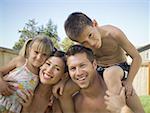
[122,81,133,98]
[0,78,15,96]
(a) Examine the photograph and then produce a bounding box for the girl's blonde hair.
[19,35,54,58]
[19,38,33,58]
[29,35,54,57]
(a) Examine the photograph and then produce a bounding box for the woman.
[20,50,67,113]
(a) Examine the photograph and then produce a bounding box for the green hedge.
[140,96,150,113]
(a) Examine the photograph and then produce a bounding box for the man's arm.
[58,79,80,113]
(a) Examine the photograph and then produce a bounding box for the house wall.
[132,50,150,96]
[0,47,18,67]
[140,49,150,61]
[133,65,149,96]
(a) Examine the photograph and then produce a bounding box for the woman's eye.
[34,51,39,54]
[89,33,92,39]
[46,62,51,66]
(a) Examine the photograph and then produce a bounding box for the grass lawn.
[140,96,150,113]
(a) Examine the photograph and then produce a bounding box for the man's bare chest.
[76,97,110,113]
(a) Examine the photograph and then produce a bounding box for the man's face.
[76,25,102,50]
[67,53,97,89]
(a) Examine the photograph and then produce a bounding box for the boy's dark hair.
[53,50,68,73]
[64,12,92,41]
[66,44,94,63]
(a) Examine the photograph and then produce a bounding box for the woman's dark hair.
[53,50,68,73]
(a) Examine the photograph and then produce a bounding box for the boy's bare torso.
[94,25,127,67]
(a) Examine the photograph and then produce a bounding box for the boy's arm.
[109,27,145,113]
[111,26,142,92]
[58,79,80,113]
[111,25,142,83]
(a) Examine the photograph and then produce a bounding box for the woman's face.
[39,56,65,85]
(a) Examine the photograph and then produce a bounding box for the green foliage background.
[140,96,150,113]
[13,19,60,51]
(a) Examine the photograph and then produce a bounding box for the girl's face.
[28,41,50,68]
[39,56,65,85]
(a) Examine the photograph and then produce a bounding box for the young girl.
[0,35,54,113]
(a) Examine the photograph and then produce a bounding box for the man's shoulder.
[73,91,83,103]
[73,91,80,99]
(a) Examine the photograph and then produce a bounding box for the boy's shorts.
[97,62,130,81]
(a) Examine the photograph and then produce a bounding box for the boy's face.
[67,53,97,89]
[76,25,102,50]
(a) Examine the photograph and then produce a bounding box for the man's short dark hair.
[66,44,94,63]
[64,12,92,41]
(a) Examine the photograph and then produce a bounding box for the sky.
[0,0,149,49]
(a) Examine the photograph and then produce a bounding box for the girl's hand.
[17,90,34,112]
[0,78,15,96]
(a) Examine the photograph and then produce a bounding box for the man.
[64,44,144,113]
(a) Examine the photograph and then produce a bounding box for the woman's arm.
[18,90,34,113]
[0,56,25,77]
[0,56,25,95]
